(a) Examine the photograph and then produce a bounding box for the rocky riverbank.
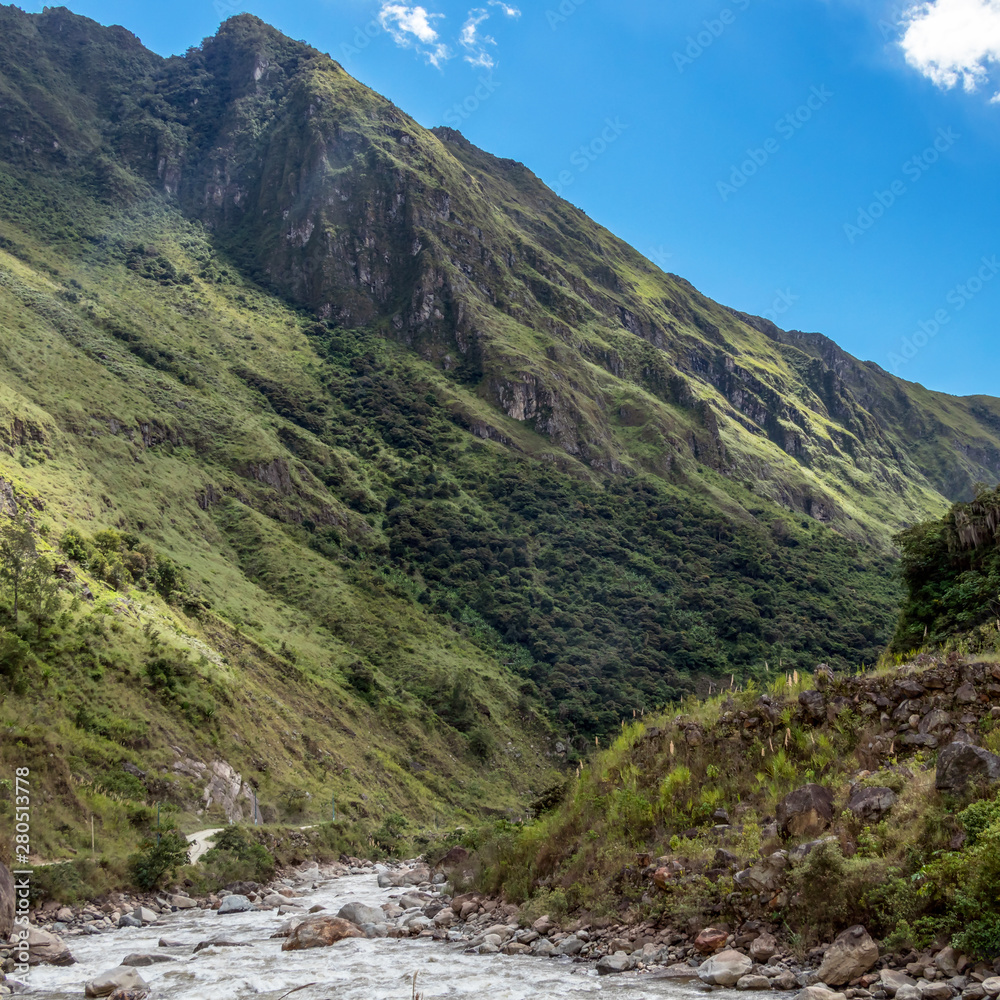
[7,850,1000,1000]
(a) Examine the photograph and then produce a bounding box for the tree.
[127,829,190,890]
[0,510,37,620]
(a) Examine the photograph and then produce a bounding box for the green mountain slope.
[1,7,1000,853]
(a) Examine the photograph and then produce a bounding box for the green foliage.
[893,485,1000,652]
[200,824,276,885]
[61,527,185,600]
[127,829,190,890]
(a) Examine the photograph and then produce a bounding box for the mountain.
[1,6,1000,855]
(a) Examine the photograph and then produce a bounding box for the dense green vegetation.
[893,485,1000,654]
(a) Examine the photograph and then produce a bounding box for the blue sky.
[24,0,1000,397]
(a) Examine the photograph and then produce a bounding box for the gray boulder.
[117,914,142,929]
[597,953,633,975]
[796,989,847,1000]
[881,970,919,996]
[698,949,753,987]
[739,975,774,990]
[936,742,1000,793]
[19,926,75,966]
[119,953,175,967]
[777,784,835,838]
[84,966,149,998]
[847,786,898,822]
[337,901,385,927]
[817,925,879,986]
[217,894,254,914]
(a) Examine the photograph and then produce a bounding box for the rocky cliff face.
[2,6,994,542]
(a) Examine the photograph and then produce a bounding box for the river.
[22,871,734,999]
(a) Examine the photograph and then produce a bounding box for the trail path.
[185,827,223,864]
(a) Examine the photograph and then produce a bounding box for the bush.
[127,830,190,890]
[199,825,276,885]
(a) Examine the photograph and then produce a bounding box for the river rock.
[934,947,959,977]
[699,949,753,986]
[817,925,879,985]
[777,784,835,838]
[751,932,778,962]
[532,915,554,935]
[217,894,254,915]
[118,915,142,928]
[20,926,75,965]
[85,966,149,998]
[281,915,365,951]
[847,786,898,822]
[556,935,585,956]
[738,975,774,990]
[120,953,175,967]
[897,986,923,1000]
[107,991,150,1000]
[797,988,848,1000]
[0,863,13,940]
[337,902,385,927]
[881,970,919,995]
[980,978,1000,995]
[133,907,157,925]
[921,983,956,1000]
[169,894,198,909]
[597,954,633,975]
[936,742,1000,793]
[193,937,252,953]
[157,938,183,947]
[695,927,729,953]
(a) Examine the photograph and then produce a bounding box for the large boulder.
[880,970,918,996]
[280,915,365,951]
[750,931,778,962]
[337,902,385,927]
[936,742,1000,793]
[217,894,254,915]
[847,786,898,823]
[0,863,14,940]
[799,690,826,722]
[797,989,848,1000]
[817,925,879,986]
[694,927,728,954]
[741,851,789,894]
[777,784,835,838]
[19,926,75,966]
[698,949,753,986]
[85,966,149,998]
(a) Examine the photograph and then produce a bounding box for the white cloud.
[378,3,451,67]
[459,3,519,69]
[900,0,1000,101]
[488,0,522,16]
[461,8,496,68]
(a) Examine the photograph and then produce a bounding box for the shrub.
[127,830,190,890]
[199,825,275,885]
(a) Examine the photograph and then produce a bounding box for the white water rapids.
[22,872,736,999]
